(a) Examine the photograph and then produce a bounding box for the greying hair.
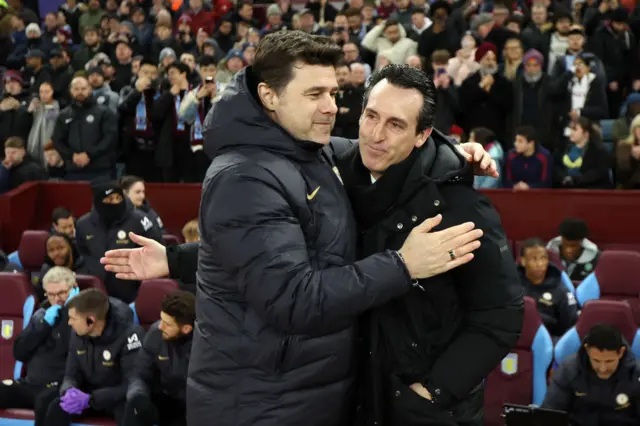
[42,266,76,290]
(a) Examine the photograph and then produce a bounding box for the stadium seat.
[130,279,180,329]
[75,275,106,292]
[576,251,640,324]
[17,230,49,274]
[162,234,180,246]
[483,297,553,426]
[600,119,615,144]
[0,272,36,381]
[0,408,116,425]
[599,243,640,254]
[554,299,640,366]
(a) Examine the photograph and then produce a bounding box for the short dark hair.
[119,175,143,192]
[520,238,545,256]
[364,64,436,134]
[67,288,109,321]
[161,291,196,326]
[343,7,361,18]
[52,207,73,225]
[515,126,536,143]
[335,59,350,69]
[198,55,217,68]
[383,19,400,30]
[559,218,588,241]
[470,127,496,147]
[4,136,25,149]
[167,62,189,75]
[584,324,625,352]
[252,30,343,94]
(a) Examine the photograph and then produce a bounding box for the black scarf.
[339,146,420,230]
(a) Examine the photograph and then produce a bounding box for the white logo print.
[140,217,153,232]
[117,230,126,240]
[127,333,142,351]
[103,350,111,361]
[86,114,94,123]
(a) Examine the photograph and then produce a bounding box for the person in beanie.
[87,67,119,115]
[0,71,33,148]
[459,41,512,149]
[75,180,162,302]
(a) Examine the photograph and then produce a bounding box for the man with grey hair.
[0,267,79,425]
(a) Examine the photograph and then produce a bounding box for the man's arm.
[425,189,524,406]
[60,336,83,395]
[86,108,118,160]
[91,326,145,410]
[542,357,576,411]
[126,328,159,400]
[201,163,413,335]
[51,113,73,161]
[13,309,52,362]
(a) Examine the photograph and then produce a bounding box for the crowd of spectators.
[1,0,640,192]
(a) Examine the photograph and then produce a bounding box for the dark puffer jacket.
[188,67,413,426]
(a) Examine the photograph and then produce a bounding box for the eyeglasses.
[46,289,70,299]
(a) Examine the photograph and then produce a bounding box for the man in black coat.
[43,289,145,426]
[100,31,499,426]
[124,291,195,426]
[2,267,78,426]
[543,324,640,425]
[338,65,523,426]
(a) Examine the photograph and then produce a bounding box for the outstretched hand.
[457,142,499,178]
[100,232,169,280]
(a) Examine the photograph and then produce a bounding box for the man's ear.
[257,82,278,111]
[414,127,433,149]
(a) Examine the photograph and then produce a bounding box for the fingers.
[104,263,133,273]
[434,221,476,242]
[442,228,483,253]
[489,159,499,177]
[115,272,140,280]
[129,232,155,246]
[473,146,484,163]
[101,250,132,261]
[413,214,443,233]
[440,253,475,273]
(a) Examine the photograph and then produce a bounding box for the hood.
[517,262,562,289]
[139,199,151,213]
[91,298,134,345]
[547,236,599,264]
[90,197,134,227]
[203,67,324,163]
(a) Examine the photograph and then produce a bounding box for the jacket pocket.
[275,335,291,373]
[387,375,456,426]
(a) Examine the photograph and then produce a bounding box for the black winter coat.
[188,68,414,426]
[339,133,524,426]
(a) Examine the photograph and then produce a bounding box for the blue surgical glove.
[65,287,80,305]
[44,305,62,326]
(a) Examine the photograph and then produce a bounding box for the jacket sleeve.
[60,335,83,395]
[167,243,199,286]
[118,90,143,115]
[91,326,145,410]
[51,113,73,160]
[200,163,413,335]
[542,358,575,410]
[425,189,524,406]
[126,329,158,400]
[13,308,51,362]
[556,289,578,336]
[149,92,175,122]
[573,145,610,187]
[87,108,118,160]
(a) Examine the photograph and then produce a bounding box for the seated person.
[0,136,47,193]
[51,206,76,239]
[76,180,163,303]
[553,117,611,189]
[120,175,164,232]
[36,232,92,302]
[181,219,199,244]
[44,141,66,180]
[518,238,578,338]
[125,291,195,426]
[547,218,600,281]
[41,289,145,426]
[503,126,552,190]
[1,267,79,425]
[543,324,640,425]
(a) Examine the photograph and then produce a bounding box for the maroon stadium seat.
[17,230,49,274]
[595,251,640,325]
[0,272,35,380]
[576,300,638,344]
[133,279,180,329]
[484,297,553,426]
[599,243,640,254]
[75,275,106,292]
[162,234,181,246]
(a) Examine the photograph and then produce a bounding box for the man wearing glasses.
[0,267,79,426]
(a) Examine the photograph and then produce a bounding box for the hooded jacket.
[518,263,578,337]
[60,298,144,411]
[338,132,523,425]
[547,237,600,281]
[188,67,414,426]
[543,344,640,426]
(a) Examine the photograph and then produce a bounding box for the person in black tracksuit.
[51,76,118,182]
[519,238,578,338]
[2,267,78,426]
[543,324,640,426]
[337,66,523,426]
[75,181,163,303]
[124,291,195,426]
[43,289,145,426]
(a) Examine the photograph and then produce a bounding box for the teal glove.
[65,287,80,306]
[44,305,62,326]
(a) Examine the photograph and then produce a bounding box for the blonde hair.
[42,266,76,291]
[182,219,200,243]
[624,115,640,145]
